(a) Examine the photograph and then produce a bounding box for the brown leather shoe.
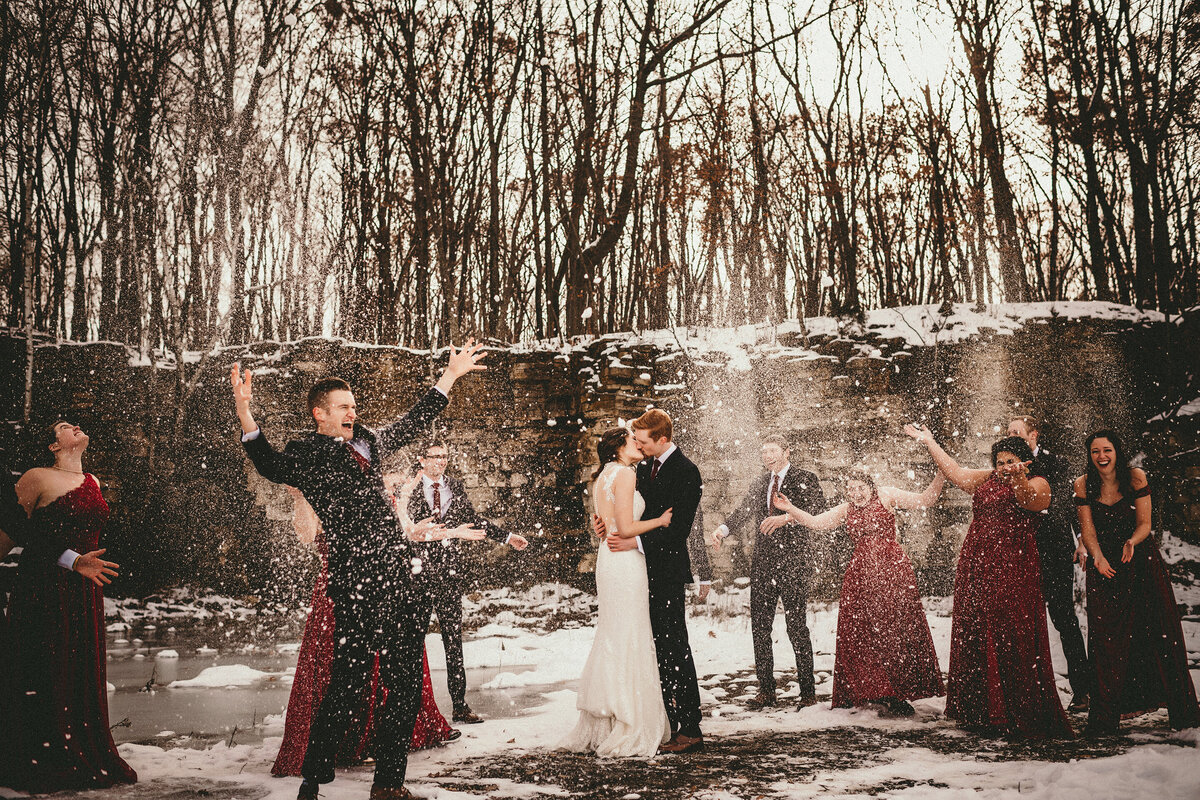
[1067,694,1090,712]
[368,786,414,800]
[659,733,705,754]
[452,707,484,724]
[745,692,777,710]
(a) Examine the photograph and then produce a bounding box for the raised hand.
[903,422,932,443]
[773,493,797,515]
[508,533,529,550]
[711,529,725,550]
[74,549,119,587]
[446,339,488,379]
[231,363,253,408]
[1121,538,1135,563]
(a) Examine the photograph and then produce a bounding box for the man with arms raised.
[231,342,485,800]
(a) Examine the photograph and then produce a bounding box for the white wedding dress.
[561,462,670,758]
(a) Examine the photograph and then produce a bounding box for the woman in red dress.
[272,474,470,776]
[1074,430,1199,736]
[0,421,137,793]
[775,468,945,716]
[905,424,1072,738]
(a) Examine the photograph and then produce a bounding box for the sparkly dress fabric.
[0,476,137,792]
[1079,487,1200,733]
[946,474,1072,738]
[562,462,670,758]
[272,533,452,776]
[831,497,943,707]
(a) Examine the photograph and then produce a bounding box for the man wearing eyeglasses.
[410,440,528,724]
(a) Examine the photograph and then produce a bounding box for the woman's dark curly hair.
[592,427,629,483]
[990,435,1033,467]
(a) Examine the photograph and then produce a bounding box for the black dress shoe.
[453,707,484,724]
[745,692,777,710]
[368,786,414,800]
[297,781,320,800]
[1068,694,1090,712]
[796,695,819,710]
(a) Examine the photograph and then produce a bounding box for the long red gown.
[831,497,944,708]
[272,535,453,776]
[0,477,138,792]
[1080,487,1200,734]
[946,474,1072,738]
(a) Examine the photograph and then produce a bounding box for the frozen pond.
[105,634,544,746]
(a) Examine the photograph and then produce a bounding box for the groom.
[608,408,706,753]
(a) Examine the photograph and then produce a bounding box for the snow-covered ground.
[6,536,1200,800]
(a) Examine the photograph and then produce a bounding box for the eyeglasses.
[423,455,450,460]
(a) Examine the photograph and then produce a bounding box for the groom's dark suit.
[637,445,704,738]
[241,387,446,789]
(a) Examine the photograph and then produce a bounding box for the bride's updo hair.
[592,427,629,482]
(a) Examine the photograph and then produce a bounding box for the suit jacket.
[242,387,447,605]
[722,465,827,572]
[1029,447,1076,555]
[636,447,703,587]
[406,473,509,580]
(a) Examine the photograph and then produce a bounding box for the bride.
[562,427,673,758]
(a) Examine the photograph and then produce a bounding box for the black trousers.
[428,577,469,711]
[647,578,703,737]
[1038,536,1091,696]
[301,588,432,788]
[750,557,814,698]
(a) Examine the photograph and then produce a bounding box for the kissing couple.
[562,408,707,758]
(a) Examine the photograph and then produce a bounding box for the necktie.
[431,482,443,519]
[345,442,370,473]
[769,474,780,512]
[649,459,661,482]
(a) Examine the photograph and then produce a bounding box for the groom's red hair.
[632,408,672,442]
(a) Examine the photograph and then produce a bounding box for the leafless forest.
[3,0,1198,354]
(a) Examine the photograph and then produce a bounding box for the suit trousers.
[1038,535,1091,696]
[750,556,815,698]
[301,588,432,788]
[428,576,468,711]
[647,578,703,737]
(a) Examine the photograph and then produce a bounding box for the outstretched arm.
[883,472,946,510]
[231,363,259,436]
[903,424,991,492]
[773,495,848,530]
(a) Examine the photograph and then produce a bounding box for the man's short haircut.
[761,433,790,451]
[423,438,449,456]
[631,408,672,441]
[1012,414,1040,433]
[307,377,352,415]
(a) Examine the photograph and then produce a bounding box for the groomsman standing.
[1008,416,1091,711]
[408,440,528,724]
[713,434,827,710]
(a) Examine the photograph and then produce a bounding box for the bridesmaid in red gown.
[905,424,1072,738]
[273,483,458,776]
[1074,430,1199,736]
[775,468,945,716]
[0,421,137,792]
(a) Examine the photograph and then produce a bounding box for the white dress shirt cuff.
[241,428,261,442]
[635,536,644,555]
[434,386,448,398]
[715,524,729,538]
[58,549,81,571]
